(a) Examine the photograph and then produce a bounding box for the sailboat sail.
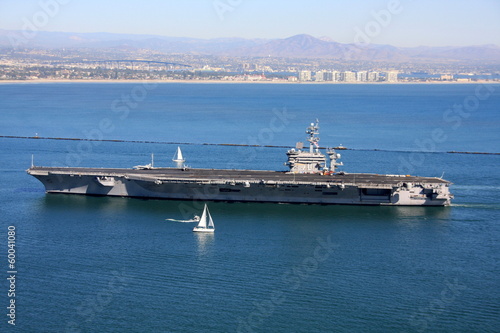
[198,205,208,228]
[207,208,214,228]
[173,146,185,162]
[176,147,183,161]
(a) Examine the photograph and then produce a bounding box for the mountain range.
[1,30,499,62]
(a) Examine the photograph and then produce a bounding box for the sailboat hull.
[192,227,215,233]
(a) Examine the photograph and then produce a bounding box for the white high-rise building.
[315,71,325,82]
[299,70,312,82]
[331,71,340,82]
[356,71,368,82]
[316,71,336,82]
[386,71,399,82]
[368,72,380,82]
[341,71,356,82]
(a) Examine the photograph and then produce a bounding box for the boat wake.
[165,216,200,223]
[451,203,500,210]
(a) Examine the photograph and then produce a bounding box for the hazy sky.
[1,0,499,47]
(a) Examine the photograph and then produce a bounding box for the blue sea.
[0,83,499,332]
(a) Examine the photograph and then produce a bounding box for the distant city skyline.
[0,0,499,47]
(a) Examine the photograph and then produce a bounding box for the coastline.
[2,135,499,155]
[0,78,498,84]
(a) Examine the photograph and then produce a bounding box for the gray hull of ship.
[27,167,453,206]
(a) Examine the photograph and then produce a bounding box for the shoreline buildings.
[299,70,397,82]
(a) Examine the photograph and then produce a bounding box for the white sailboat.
[193,204,215,233]
[172,146,185,163]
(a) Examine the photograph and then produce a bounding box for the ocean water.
[0,83,499,332]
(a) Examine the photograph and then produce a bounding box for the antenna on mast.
[306,119,320,153]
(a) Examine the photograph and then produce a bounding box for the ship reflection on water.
[37,193,452,225]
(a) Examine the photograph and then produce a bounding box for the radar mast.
[306,119,320,153]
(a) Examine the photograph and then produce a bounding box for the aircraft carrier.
[27,121,453,206]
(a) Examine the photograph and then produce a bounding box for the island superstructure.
[27,121,453,206]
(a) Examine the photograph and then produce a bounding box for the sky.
[0,0,499,47]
